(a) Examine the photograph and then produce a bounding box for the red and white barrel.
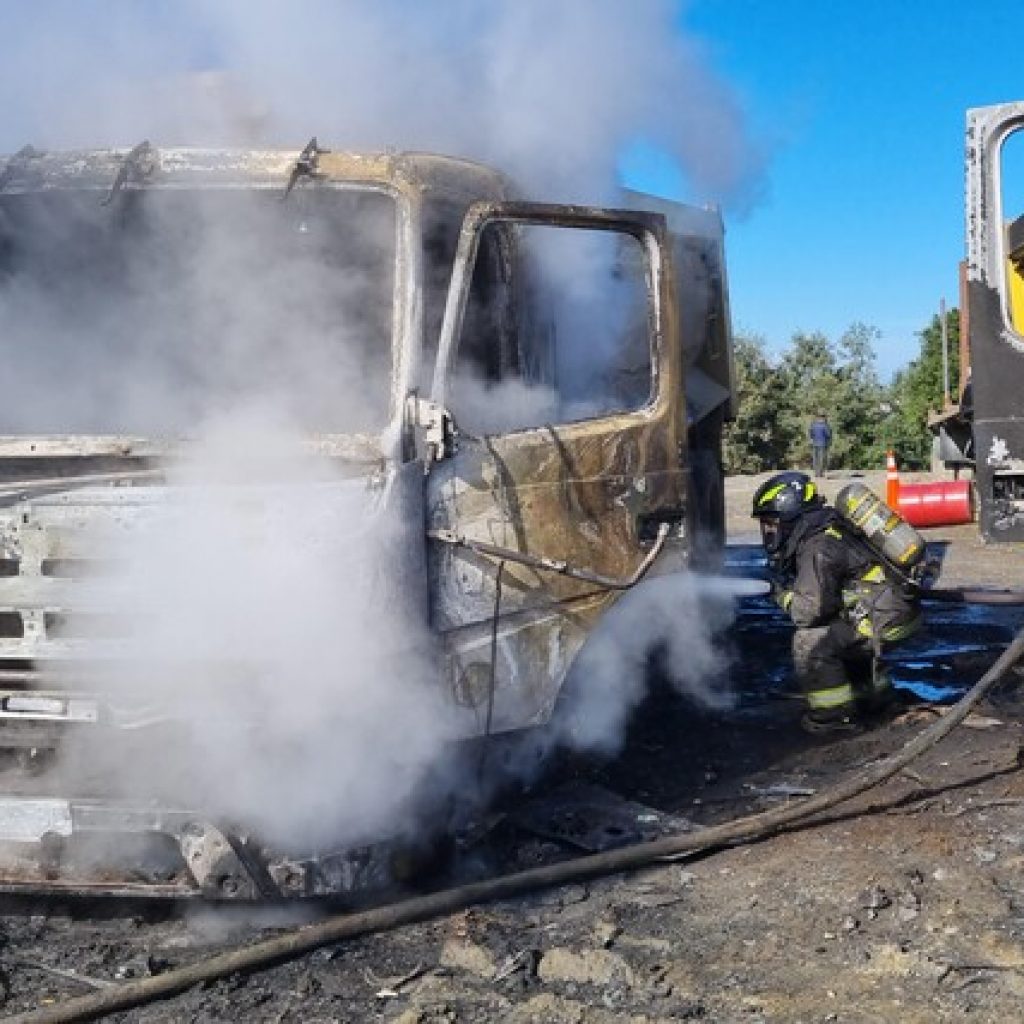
[896,480,973,528]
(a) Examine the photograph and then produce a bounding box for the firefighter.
[751,471,922,733]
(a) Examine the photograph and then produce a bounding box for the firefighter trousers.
[792,620,884,713]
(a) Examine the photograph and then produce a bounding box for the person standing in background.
[809,413,832,478]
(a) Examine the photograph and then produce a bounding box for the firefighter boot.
[858,661,921,718]
[800,707,864,736]
[800,677,864,734]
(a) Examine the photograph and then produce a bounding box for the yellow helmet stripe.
[757,482,788,506]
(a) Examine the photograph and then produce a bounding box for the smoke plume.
[0,0,764,207]
[62,411,453,850]
[555,574,749,756]
[0,1,763,855]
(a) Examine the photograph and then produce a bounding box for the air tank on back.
[834,482,926,574]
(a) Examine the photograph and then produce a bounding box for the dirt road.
[3,472,1024,1022]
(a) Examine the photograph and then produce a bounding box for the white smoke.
[0,186,395,433]
[0,0,764,207]
[0,1,764,854]
[62,409,454,850]
[555,574,746,756]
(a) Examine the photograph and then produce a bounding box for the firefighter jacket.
[773,508,921,646]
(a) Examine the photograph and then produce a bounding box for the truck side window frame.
[431,202,665,433]
[998,127,1024,337]
[420,199,517,390]
[979,114,1024,342]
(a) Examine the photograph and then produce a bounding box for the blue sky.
[3,0,1020,386]
[622,0,1024,380]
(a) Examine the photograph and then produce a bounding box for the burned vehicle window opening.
[1000,126,1024,337]
[0,183,398,436]
[444,218,655,436]
[421,199,517,394]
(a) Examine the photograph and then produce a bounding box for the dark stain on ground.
[3,541,1024,1021]
[508,545,1024,840]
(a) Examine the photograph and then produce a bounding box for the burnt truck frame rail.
[0,145,736,898]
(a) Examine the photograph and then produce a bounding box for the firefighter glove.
[770,579,794,612]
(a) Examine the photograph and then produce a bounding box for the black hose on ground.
[927,587,1024,606]
[9,622,1024,1024]
[730,577,1024,607]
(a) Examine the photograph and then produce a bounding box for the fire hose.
[926,586,1024,606]
[9,616,1024,1024]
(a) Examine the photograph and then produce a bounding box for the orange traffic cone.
[885,450,900,507]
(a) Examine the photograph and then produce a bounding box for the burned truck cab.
[0,143,734,897]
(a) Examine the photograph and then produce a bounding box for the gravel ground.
[4,470,1024,1023]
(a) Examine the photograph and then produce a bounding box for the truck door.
[422,202,686,736]
[619,191,736,553]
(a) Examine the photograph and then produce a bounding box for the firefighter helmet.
[751,472,823,559]
[751,471,822,521]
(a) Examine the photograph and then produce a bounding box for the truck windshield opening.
[0,186,396,436]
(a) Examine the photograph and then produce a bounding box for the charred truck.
[0,143,736,898]
[933,101,1024,540]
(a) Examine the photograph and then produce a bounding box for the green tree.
[832,322,889,468]
[775,323,888,470]
[722,323,889,473]
[721,332,795,472]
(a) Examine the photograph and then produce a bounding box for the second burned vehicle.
[0,141,737,897]
[932,102,1024,539]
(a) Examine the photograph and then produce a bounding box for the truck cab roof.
[0,145,516,201]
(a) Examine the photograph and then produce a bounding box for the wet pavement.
[723,541,1024,707]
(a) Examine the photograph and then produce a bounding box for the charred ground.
[2,470,1024,1023]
